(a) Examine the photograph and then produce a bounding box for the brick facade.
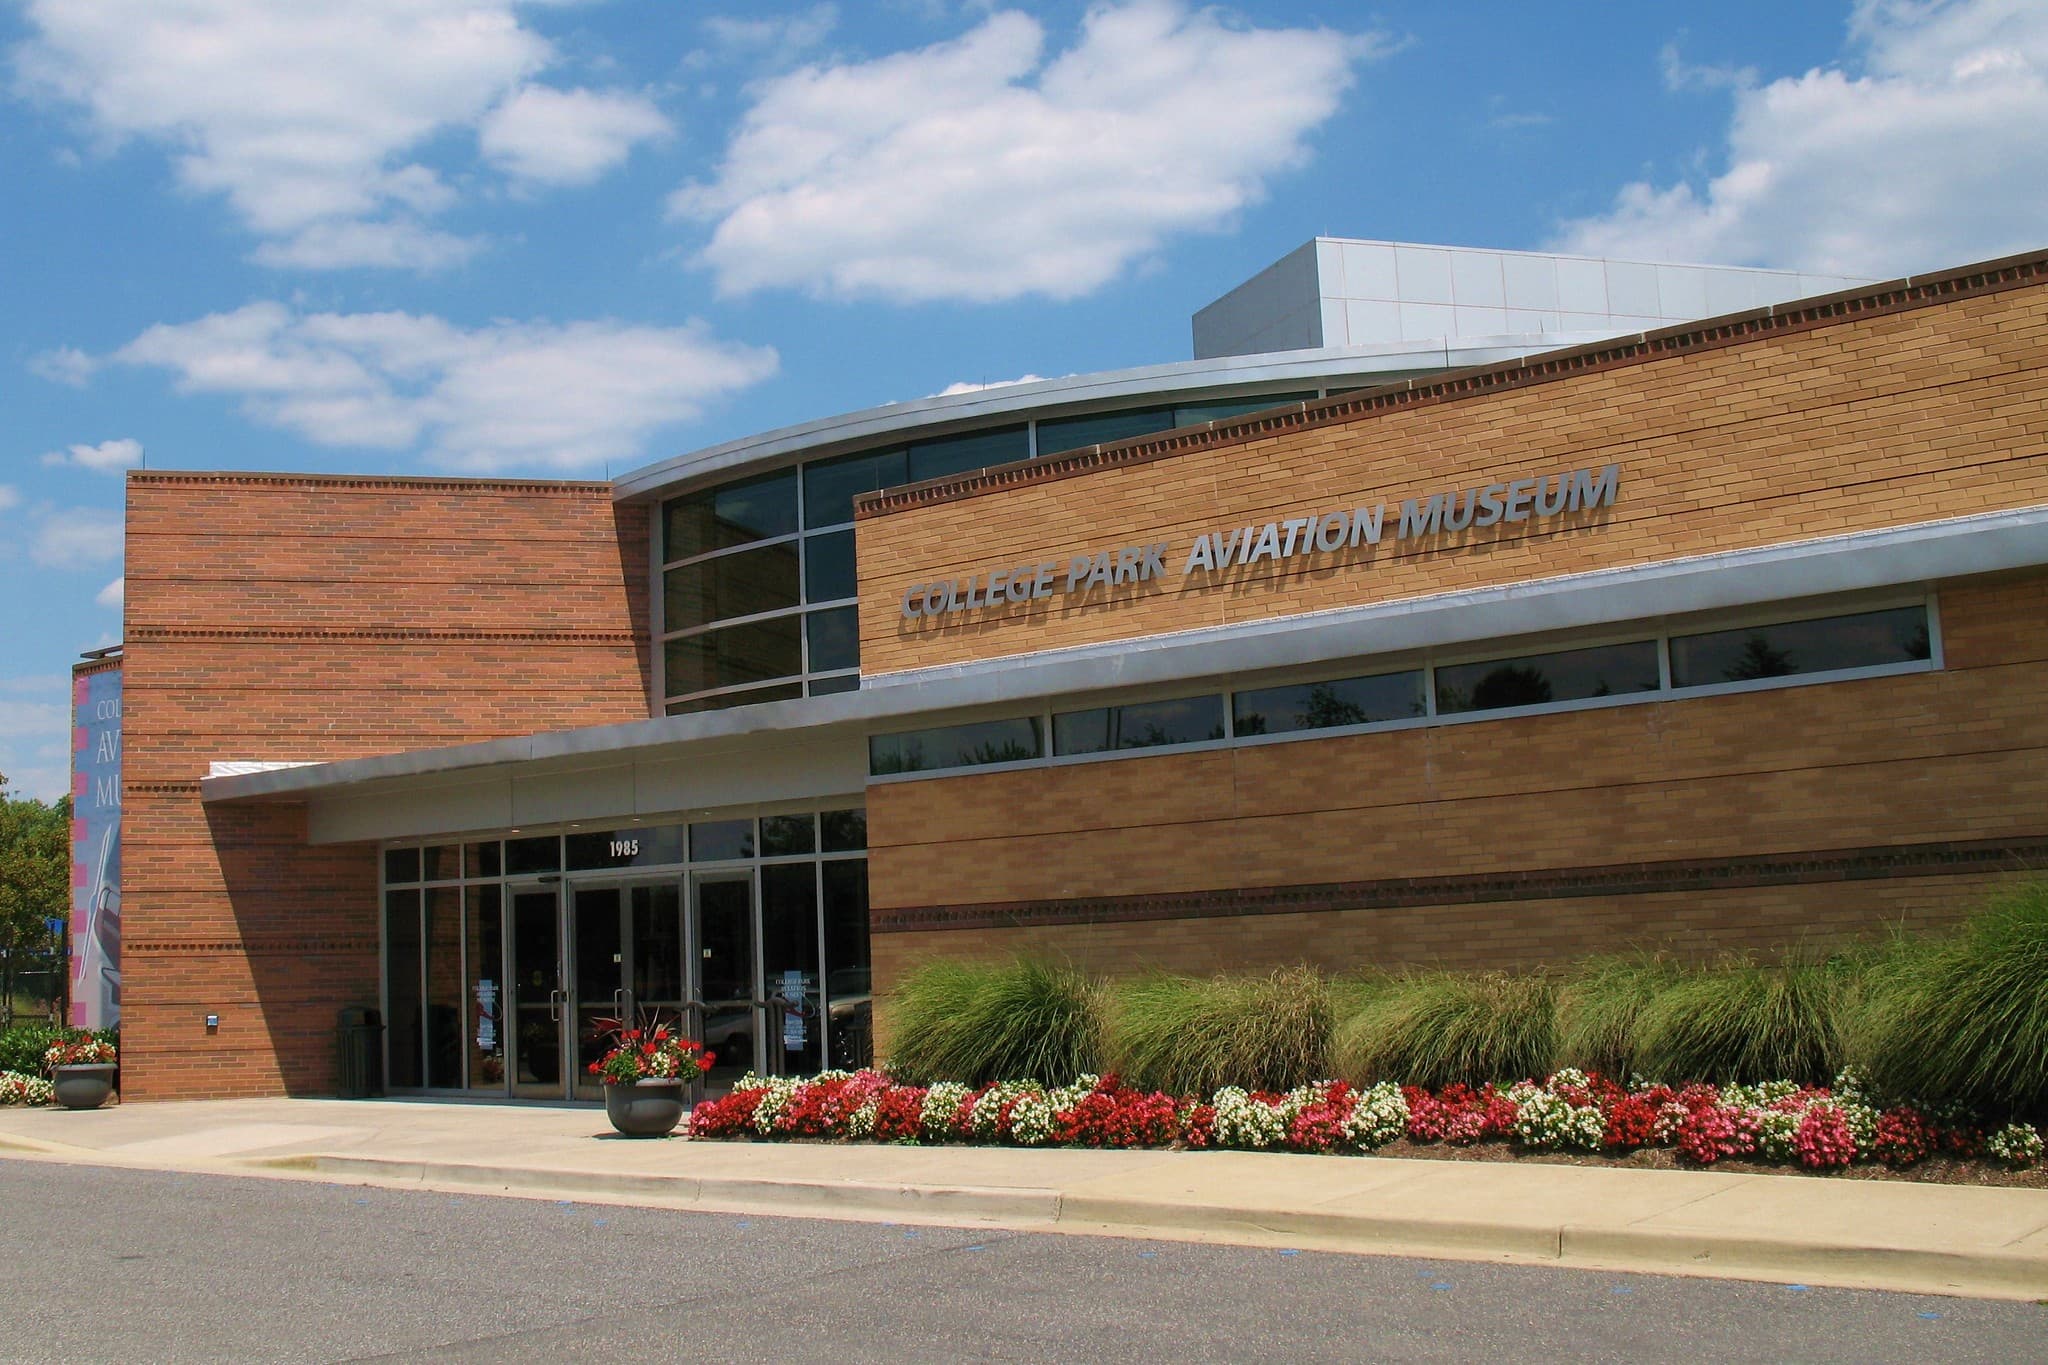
[854,260,2048,677]
[855,260,2048,996]
[123,474,651,1099]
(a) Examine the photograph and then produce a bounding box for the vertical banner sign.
[70,665,122,1029]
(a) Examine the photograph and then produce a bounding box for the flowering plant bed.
[689,1067,2047,1183]
[1,1071,54,1106]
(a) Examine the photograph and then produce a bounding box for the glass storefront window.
[384,889,422,1089]
[665,616,803,696]
[823,858,872,1070]
[760,813,816,857]
[690,818,755,862]
[421,845,459,882]
[1233,670,1425,737]
[384,848,419,884]
[505,835,560,876]
[663,468,798,561]
[465,884,504,1094]
[1436,641,1660,715]
[664,542,800,629]
[761,864,823,1075]
[463,841,502,879]
[820,808,867,852]
[423,887,463,1088]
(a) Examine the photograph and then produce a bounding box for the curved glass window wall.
[658,391,1330,714]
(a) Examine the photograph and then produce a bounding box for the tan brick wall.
[855,280,2048,676]
[123,473,652,1099]
[864,571,2048,994]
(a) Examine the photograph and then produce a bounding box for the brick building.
[127,241,2048,1100]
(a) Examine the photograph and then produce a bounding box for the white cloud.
[0,485,18,513]
[12,1,653,270]
[703,5,840,56]
[0,678,72,802]
[41,438,143,472]
[109,302,778,472]
[1557,0,2048,276]
[96,576,125,610]
[480,85,672,187]
[27,345,97,386]
[937,374,1044,395]
[672,1,1382,302]
[30,508,124,569]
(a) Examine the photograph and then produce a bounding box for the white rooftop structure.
[1193,238,1875,360]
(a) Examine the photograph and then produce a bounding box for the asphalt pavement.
[4,1161,2044,1364]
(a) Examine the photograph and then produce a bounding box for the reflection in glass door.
[693,872,757,1086]
[569,881,687,1101]
[508,888,564,1099]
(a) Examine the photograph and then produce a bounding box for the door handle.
[613,987,628,1025]
[548,988,564,1023]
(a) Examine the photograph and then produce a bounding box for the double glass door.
[498,873,786,1100]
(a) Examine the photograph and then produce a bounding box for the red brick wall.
[123,473,651,1099]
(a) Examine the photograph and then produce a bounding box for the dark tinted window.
[822,858,872,1070]
[384,890,422,1089]
[760,813,816,857]
[383,847,420,884]
[1234,670,1425,736]
[870,716,1043,775]
[1172,392,1314,426]
[803,448,909,527]
[664,542,799,630]
[665,616,803,696]
[421,845,459,881]
[1437,641,1659,715]
[565,824,685,870]
[906,425,1028,483]
[663,468,798,560]
[802,530,856,603]
[1670,606,1930,688]
[820,808,867,852]
[690,818,755,862]
[1036,407,1173,457]
[806,606,859,673]
[463,841,502,879]
[1053,694,1226,755]
[504,835,560,875]
[808,673,859,697]
[666,681,804,716]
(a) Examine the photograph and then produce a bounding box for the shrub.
[1333,971,1556,1089]
[1857,881,2048,1117]
[0,1023,66,1075]
[884,957,1102,1087]
[1107,967,1331,1095]
[1633,955,1844,1087]
[1555,955,1684,1079]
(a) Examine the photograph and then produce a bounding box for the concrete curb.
[270,1154,1064,1223]
[255,1153,2048,1300]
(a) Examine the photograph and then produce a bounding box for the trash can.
[336,1005,385,1099]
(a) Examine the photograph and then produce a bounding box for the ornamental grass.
[1106,966,1332,1095]
[1332,970,1557,1089]
[1555,954,1687,1079]
[884,956,1102,1087]
[1854,881,2048,1116]
[1632,953,1845,1088]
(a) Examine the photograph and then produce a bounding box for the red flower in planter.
[1873,1106,1936,1167]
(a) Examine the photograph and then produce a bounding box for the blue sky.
[2,0,2044,800]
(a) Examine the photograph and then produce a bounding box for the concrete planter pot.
[51,1063,117,1110]
[603,1077,686,1137]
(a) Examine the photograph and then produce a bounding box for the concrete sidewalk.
[3,1096,2046,1301]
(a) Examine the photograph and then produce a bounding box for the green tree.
[0,771,72,1025]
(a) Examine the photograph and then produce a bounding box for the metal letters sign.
[899,463,1621,622]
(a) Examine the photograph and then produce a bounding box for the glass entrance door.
[568,881,687,1101]
[507,887,565,1099]
[692,872,757,1087]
